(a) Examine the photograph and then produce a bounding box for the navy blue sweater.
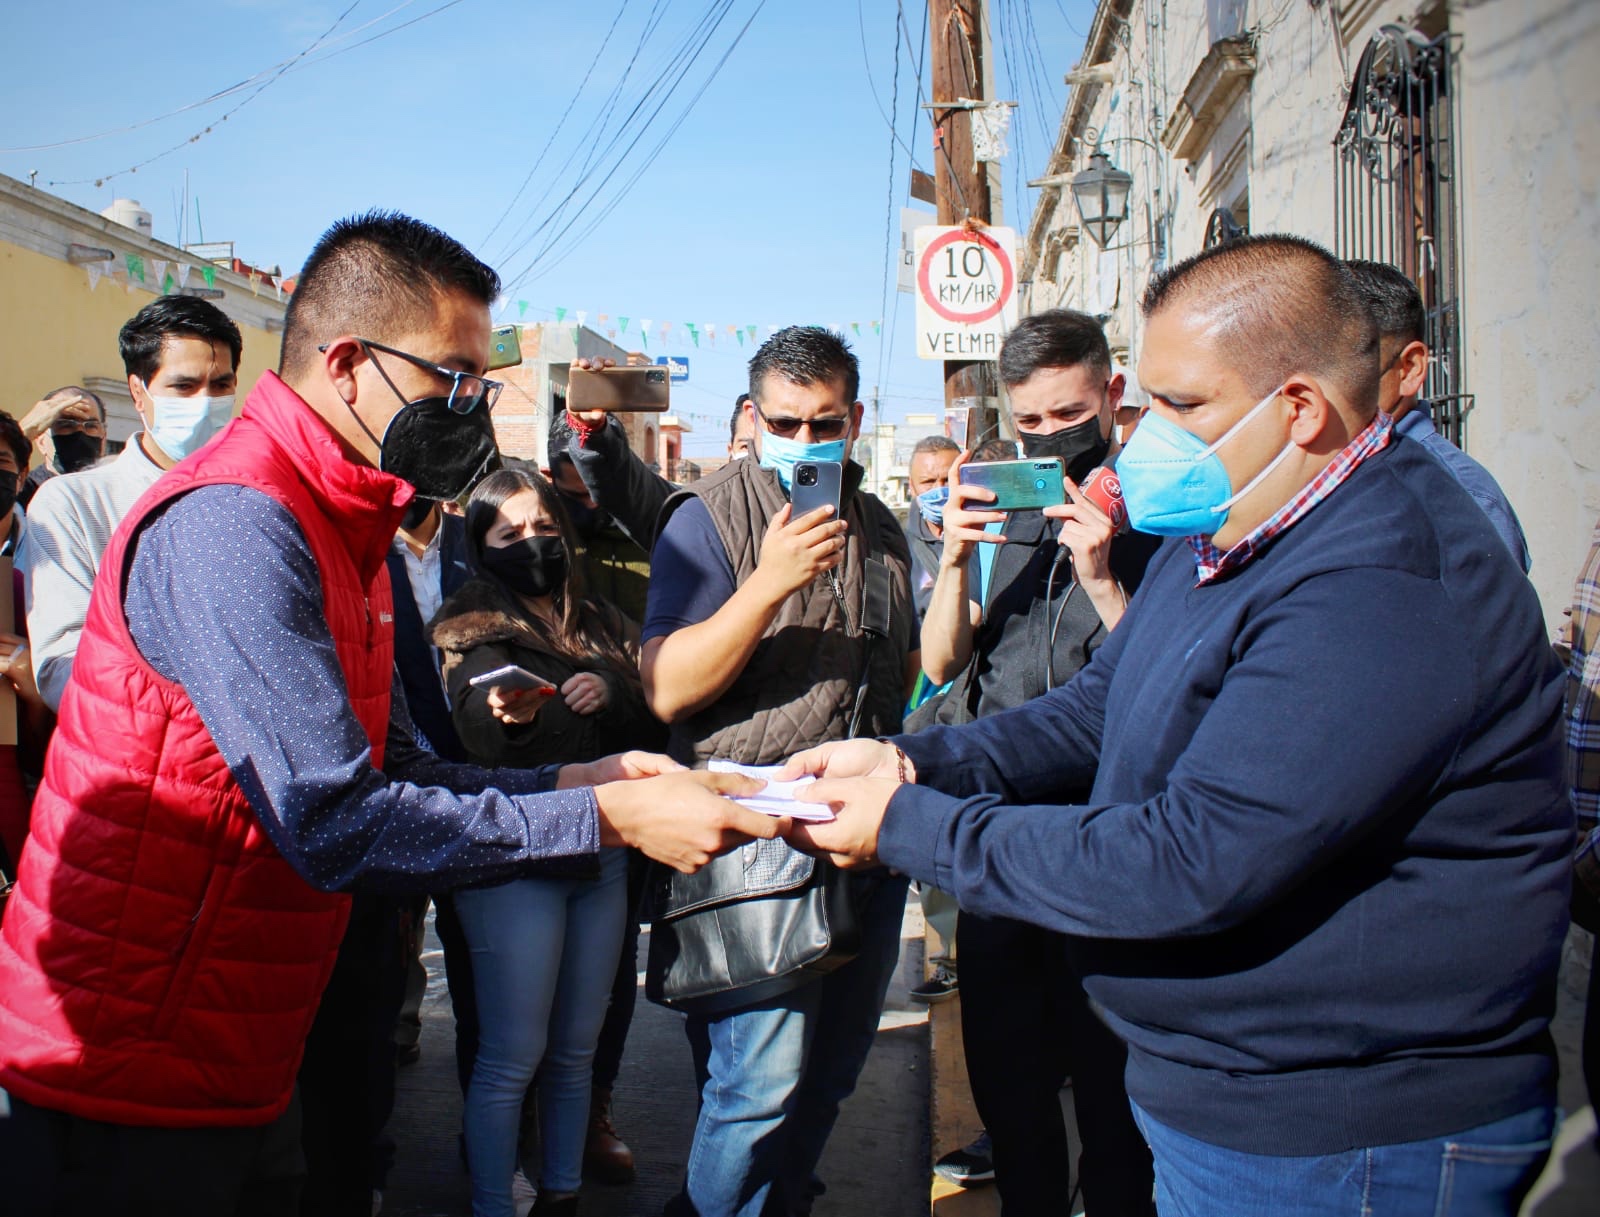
[885,434,1572,1155]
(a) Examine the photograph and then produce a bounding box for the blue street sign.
[656,355,690,383]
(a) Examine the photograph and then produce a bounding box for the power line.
[479,0,634,248]
[873,0,905,402]
[43,0,472,188]
[497,0,770,292]
[9,0,448,157]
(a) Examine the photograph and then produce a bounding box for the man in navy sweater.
[782,235,1572,1216]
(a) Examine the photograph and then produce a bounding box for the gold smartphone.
[566,365,671,413]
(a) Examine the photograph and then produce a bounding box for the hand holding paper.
[709,761,836,822]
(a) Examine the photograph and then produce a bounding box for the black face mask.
[400,497,437,532]
[1018,416,1110,483]
[379,396,499,501]
[53,431,102,474]
[0,471,17,518]
[557,491,602,538]
[480,535,567,599]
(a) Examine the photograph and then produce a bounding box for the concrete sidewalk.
[378,895,932,1217]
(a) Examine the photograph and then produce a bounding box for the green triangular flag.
[736,330,745,346]
[555,307,567,322]
[125,253,145,284]
[851,322,860,336]
[163,272,175,294]
[747,325,757,342]
[619,316,630,332]
[518,301,529,318]
[640,328,649,348]
[202,265,216,289]
[691,329,700,347]
[872,320,882,336]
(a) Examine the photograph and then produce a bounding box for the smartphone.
[467,664,558,694]
[958,457,1066,511]
[567,365,671,413]
[487,325,522,371]
[790,460,843,521]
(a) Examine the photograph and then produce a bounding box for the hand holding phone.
[757,501,849,597]
[469,663,559,725]
[567,364,671,413]
[789,460,842,522]
[939,451,1007,567]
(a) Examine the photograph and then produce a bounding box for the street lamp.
[1070,150,1133,249]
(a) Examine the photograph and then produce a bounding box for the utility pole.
[929,0,1001,449]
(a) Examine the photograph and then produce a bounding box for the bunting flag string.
[483,304,888,358]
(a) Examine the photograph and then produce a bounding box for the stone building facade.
[1018,0,1598,627]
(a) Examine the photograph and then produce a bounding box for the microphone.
[1077,464,1128,534]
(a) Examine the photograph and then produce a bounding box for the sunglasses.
[753,403,851,442]
[320,339,504,415]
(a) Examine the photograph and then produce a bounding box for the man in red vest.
[0,211,771,1215]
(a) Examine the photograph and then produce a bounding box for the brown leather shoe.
[583,1088,636,1184]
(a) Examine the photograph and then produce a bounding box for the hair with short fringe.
[1344,259,1426,347]
[120,295,243,384]
[998,310,1111,387]
[748,326,860,405]
[280,210,500,381]
[1142,234,1379,414]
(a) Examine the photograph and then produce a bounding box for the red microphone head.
[1078,465,1127,533]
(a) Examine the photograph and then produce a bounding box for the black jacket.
[385,513,471,762]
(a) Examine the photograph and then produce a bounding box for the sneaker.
[909,961,958,1004]
[934,1130,995,1187]
[511,1167,537,1217]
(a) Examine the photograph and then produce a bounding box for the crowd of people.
[0,212,1593,1217]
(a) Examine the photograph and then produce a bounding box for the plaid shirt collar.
[1188,412,1394,584]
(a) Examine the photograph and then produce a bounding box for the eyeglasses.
[752,403,851,442]
[321,338,503,415]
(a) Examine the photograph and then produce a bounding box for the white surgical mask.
[142,382,235,462]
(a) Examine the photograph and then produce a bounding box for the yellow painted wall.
[0,240,282,437]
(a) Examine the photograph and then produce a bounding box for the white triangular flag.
[575,310,588,328]
[176,263,192,289]
[150,259,168,290]
[272,275,284,299]
[86,262,104,291]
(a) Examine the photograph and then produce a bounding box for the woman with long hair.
[431,465,661,1217]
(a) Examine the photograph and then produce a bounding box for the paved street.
[379,896,931,1217]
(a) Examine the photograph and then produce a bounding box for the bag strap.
[846,558,893,739]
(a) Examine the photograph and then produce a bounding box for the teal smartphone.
[487,325,522,371]
[958,457,1066,511]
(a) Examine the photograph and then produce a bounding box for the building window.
[1334,25,1468,445]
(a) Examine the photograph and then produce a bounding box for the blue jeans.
[682,873,910,1217]
[456,849,628,1217]
[1130,1098,1555,1217]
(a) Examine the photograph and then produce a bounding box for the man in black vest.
[917,310,1159,1216]
[642,327,915,1217]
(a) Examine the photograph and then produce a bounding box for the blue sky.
[2,0,1093,455]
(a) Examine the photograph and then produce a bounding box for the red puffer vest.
[0,372,408,1128]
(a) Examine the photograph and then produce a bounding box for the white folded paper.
[708,760,836,822]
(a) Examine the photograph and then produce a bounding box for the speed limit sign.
[914,225,1019,360]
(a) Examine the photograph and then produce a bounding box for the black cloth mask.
[53,432,102,475]
[379,396,499,501]
[1018,416,1110,483]
[481,535,567,599]
[0,471,17,519]
[400,497,437,532]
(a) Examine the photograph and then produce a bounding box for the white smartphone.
[467,664,558,694]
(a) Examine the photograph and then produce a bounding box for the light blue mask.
[758,429,847,494]
[1117,385,1293,537]
[915,486,949,526]
[143,382,235,462]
